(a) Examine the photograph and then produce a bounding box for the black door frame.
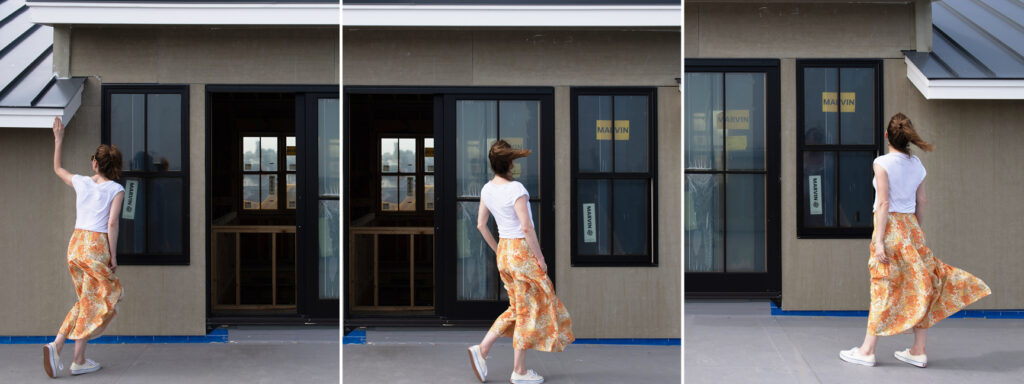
[683,59,782,297]
[205,84,339,323]
[342,86,555,323]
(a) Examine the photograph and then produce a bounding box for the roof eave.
[0,81,82,128]
[906,56,1024,100]
[26,2,340,26]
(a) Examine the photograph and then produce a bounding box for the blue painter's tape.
[0,329,229,344]
[342,329,367,345]
[770,301,1024,319]
[572,338,681,346]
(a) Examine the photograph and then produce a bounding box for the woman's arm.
[915,179,927,226]
[477,201,498,254]
[513,196,546,272]
[872,163,890,264]
[52,117,73,186]
[107,191,124,273]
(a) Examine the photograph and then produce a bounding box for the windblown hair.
[887,113,934,154]
[94,144,123,180]
[488,139,531,179]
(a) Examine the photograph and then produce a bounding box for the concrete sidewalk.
[0,326,339,383]
[685,300,1024,384]
[343,328,681,384]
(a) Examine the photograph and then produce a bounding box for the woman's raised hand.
[52,117,65,142]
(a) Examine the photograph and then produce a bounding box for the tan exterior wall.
[344,29,682,338]
[0,26,338,336]
[690,2,1024,310]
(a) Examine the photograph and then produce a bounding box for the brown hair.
[488,139,531,178]
[886,113,934,154]
[93,144,123,180]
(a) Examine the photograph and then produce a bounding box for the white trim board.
[342,4,681,27]
[0,86,83,129]
[26,2,339,25]
[906,57,1024,100]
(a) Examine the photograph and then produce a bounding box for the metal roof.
[905,0,1024,80]
[0,0,84,115]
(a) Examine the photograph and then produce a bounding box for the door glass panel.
[684,73,723,171]
[146,94,181,171]
[803,67,839,145]
[578,95,612,173]
[456,100,497,198]
[685,174,723,272]
[499,100,540,197]
[613,95,648,173]
[725,174,765,272]
[456,201,498,301]
[319,200,340,300]
[110,94,145,171]
[317,98,340,300]
[725,73,765,170]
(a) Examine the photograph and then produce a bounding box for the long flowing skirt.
[58,229,123,341]
[489,238,575,352]
[868,213,991,336]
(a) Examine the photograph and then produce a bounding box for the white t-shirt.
[480,180,534,239]
[72,174,125,233]
[872,152,926,213]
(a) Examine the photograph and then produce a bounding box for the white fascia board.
[906,57,1024,100]
[342,5,681,27]
[27,2,339,26]
[0,85,83,129]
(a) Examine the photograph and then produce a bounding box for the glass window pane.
[147,178,182,254]
[399,138,416,173]
[612,179,648,255]
[456,100,497,198]
[243,137,260,172]
[725,73,766,170]
[318,98,340,197]
[286,136,297,171]
[685,73,723,171]
[804,67,838,145]
[261,174,278,210]
[578,95,613,173]
[725,174,765,272]
[499,100,541,197]
[319,200,339,299]
[381,176,398,211]
[286,173,296,209]
[839,151,875,227]
[399,175,416,211]
[260,136,278,172]
[381,138,398,173]
[243,174,260,210]
[577,179,611,255]
[116,177,146,254]
[146,94,182,171]
[110,94,145,171]
[613,95,649,173]
[803,151,837,227]
[685,174,723,272]
[456,201,499,301]
[424,175,434,211]
[424,138,435,173]
[840,68,875,145]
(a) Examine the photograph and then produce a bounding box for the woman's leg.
[910,328,927,355]
[513,348,527,375]
[73,339,87,365]
[858,330,879,355]
[478,330,500,358]
[54,334,67,354]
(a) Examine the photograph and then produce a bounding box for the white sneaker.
[895,349,927,368]
[510,369,544,384]
[468,345,487,382]
[839,347,876,367]
[42,342,63,378]
[70,359,101,375]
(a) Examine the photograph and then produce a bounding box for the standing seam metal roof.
[0,0,85,109]
[905,0,1024,80]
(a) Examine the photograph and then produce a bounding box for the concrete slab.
[686,300,1024,384]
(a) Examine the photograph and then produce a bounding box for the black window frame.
[796,59,884,239]
[101,84,190,265]
[570,87,658,267]
[376,133,433,215]
[238,133,297,214]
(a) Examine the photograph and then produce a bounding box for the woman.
[467,140,574,384]
[43,116,125,378]
[839,113,991,368]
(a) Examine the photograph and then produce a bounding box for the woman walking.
[839,113,991,368]
[467,140,575,384]
[43,117,125,378]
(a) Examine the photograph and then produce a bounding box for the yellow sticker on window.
[596,120,630,140]
[726,135,747,151]
[822,92,855,113]
[712,110,750,130]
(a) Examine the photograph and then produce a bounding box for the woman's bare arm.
[513,196,546,272]
[52,117,73,186]
[915,179,927,226]
[107,191,124,273]
[872,164,890,264]
[477,200,498,254]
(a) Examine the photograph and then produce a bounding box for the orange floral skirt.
[489,238,574,352]
[867,213,991,336]
[58,229,123,341]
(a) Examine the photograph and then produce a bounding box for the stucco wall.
[0,26,338,336]
[344,29,682,338]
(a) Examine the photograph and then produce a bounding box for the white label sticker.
[583,203,596,243]
[122,179,138,220]
[809,175,822,215]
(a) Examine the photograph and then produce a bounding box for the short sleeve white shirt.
[872,152,926,213]
[72,174,125,233]
[480,180,534,239]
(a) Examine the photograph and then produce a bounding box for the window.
[379,135,433,213]
[102,85,189,265]
[242,135,296,211]
[571,88,657,266]
[797,60,883,238]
